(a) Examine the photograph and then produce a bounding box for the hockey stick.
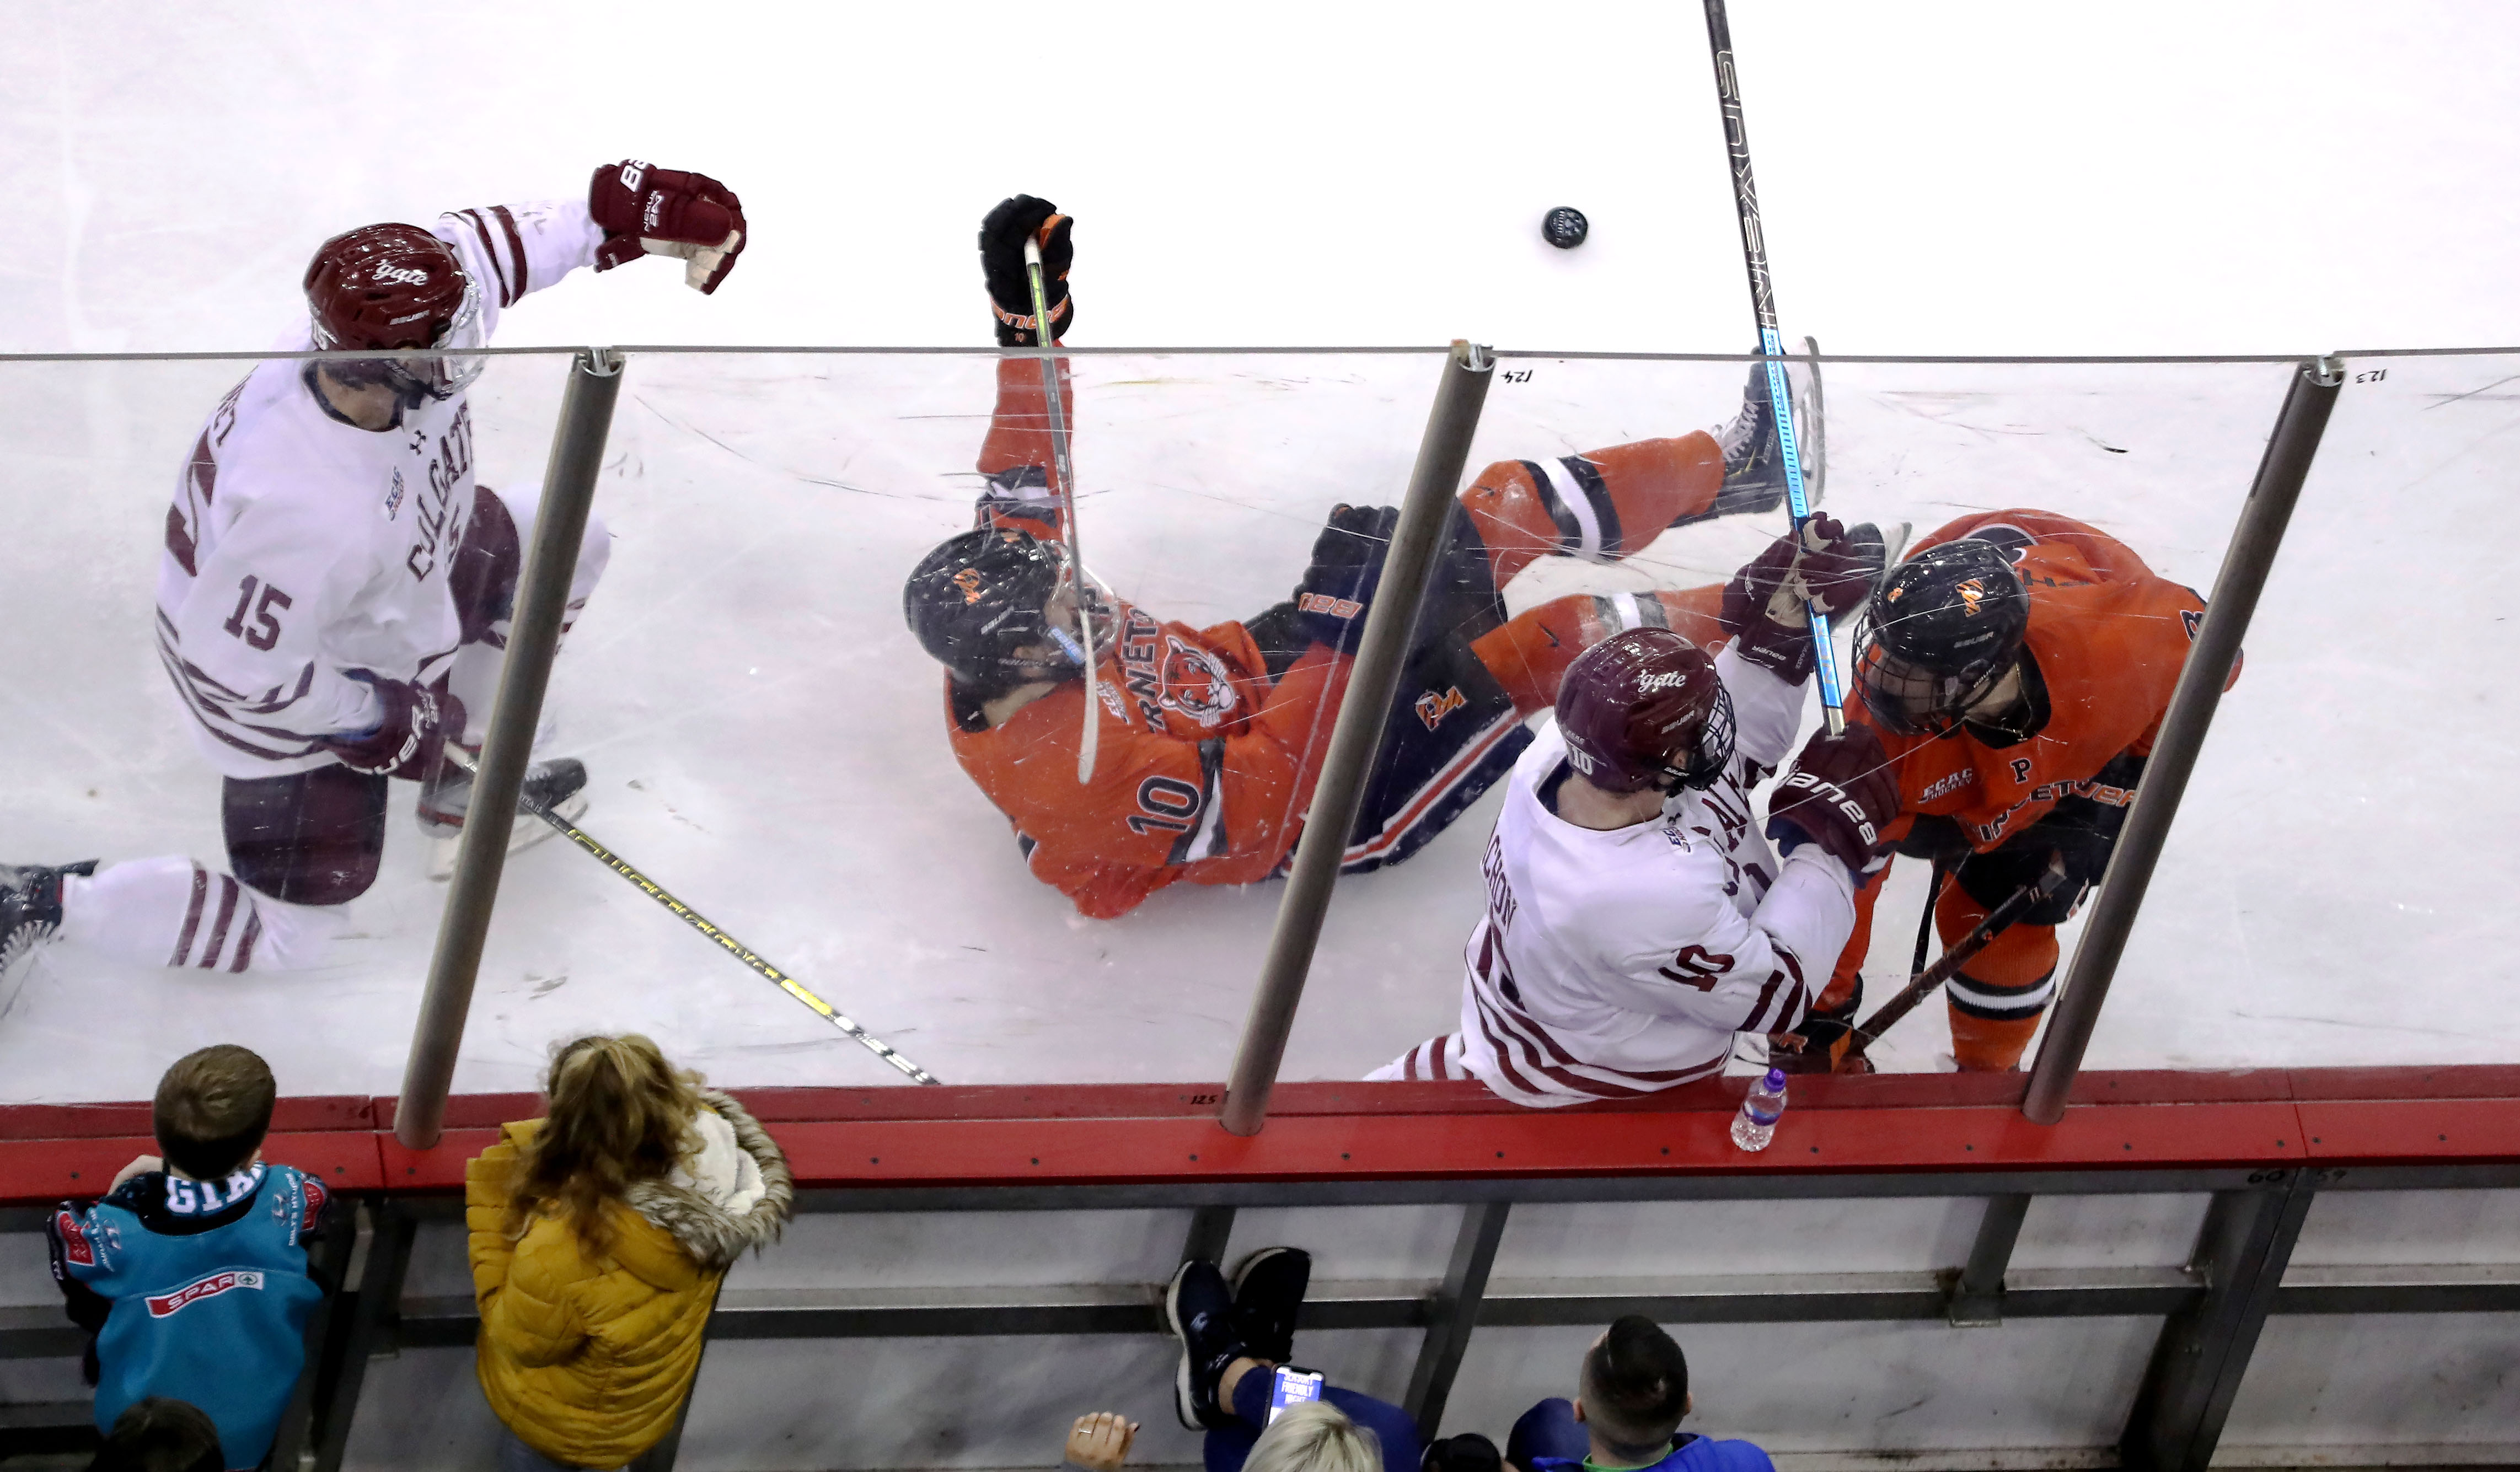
[439,746,940,1086]
[1907,855,1953,986]
[1702,0,1844,735]
[1841,853,2072,1066]
[1025,233,1100,785]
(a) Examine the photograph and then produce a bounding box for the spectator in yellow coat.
[465,1035,792,1471]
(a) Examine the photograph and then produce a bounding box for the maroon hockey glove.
[1766,722,1901,880]
[980,195,1074,346]
[1720,514,1875,683]
[588,160,746,292]
[321,678,468,781]
[1292,504,1398,652]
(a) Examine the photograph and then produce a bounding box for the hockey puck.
[1542,206,1589,249]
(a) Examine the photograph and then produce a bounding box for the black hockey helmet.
[1854,536,2031,737]
[903,527,1081,685]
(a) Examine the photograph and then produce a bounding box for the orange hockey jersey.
[1855,508,2222,852]
[947,356,1357,918]
[945,600,1350,920]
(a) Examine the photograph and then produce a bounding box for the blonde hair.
[1245,1402,1380,1472]
[504,1034,704,1251]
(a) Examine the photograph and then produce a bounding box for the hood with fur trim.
[618,1089,793,1273]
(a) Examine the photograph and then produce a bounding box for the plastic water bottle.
[1730,1067,1788,1152]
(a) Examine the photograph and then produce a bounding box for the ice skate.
[420,752,590,880]
[1684,341,1825,528]
[0,860,97,1018]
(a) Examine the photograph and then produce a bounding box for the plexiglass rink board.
[2103,353,2520,1070]
[0,351,572,1103]
[442,349,1423,1090]
[1288,353,2299,1081]
[2,347,1434,1098]
[7,347,2503,1105]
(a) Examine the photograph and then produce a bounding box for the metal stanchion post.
[396,348,624,1149]
[2022,358,2341,1125]
[1219,342,1494,1137]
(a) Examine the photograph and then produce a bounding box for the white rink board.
[0,350,2513,1100]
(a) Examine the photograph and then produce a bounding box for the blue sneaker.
[1166,1259,1246,1431]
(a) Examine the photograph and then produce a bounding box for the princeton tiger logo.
[1157,636,1238,727]
[952,567,986,604]
[1416,686,1466,730]
[1956,577,1987,616]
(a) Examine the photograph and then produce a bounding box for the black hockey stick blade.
[1843,854,2073,1065]
[439,745,941,1085]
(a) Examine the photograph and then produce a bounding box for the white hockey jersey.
[1452,646,1857,1107]
[155,202,603,778]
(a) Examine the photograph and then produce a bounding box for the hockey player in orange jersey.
[1781,509,2231,1072]
[900,195,1824,918]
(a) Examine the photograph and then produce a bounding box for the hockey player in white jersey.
[1374,518,1902,1106]
[0,161,744,993]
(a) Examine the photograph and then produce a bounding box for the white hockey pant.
[57,856,346,974]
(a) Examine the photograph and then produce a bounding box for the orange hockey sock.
[1471,587,1727,718]
[1455,434,1724,589]
[1948,1008,2043,1072]
[1936,884,2060,1072]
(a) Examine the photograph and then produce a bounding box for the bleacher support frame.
[5,1066,2517,1472]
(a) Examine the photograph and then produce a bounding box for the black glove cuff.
[1733,623,1817,684]
[991,289,1071,347]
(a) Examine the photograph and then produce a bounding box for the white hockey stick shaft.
[439,745,939,1084]
[1025,234,1098,785]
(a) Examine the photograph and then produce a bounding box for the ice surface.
[8,343,2502,1103]
[7,6,2518,357]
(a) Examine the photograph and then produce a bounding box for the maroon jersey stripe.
[169,864,209,968]
[490,206,529,301]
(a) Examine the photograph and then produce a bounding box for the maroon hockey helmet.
[1554,628,1737,794]
[303,223,486,400]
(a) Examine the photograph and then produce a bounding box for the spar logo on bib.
[147,1269,265,1318]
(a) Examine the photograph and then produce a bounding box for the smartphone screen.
[1267,1366,1326,1425]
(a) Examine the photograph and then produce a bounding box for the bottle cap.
[1763,1067,1787,1089]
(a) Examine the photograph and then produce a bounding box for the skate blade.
[0,928,55,1022]
[428,791,591,881]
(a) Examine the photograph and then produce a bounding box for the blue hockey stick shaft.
[1704,0,1845,734]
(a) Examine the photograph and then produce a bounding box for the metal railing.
[10,1104,2518,1472]
[353,341,2364,1146]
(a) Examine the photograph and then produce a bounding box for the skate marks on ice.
[4,352,2516,1104]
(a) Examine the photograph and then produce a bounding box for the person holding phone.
[1164,1248,1422,1472]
